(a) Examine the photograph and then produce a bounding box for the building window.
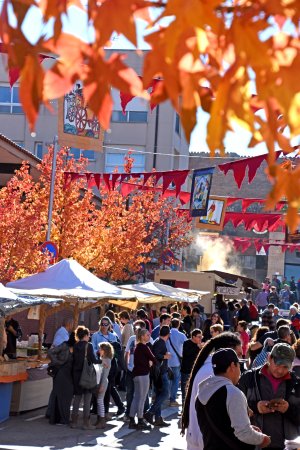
[175,113,180,134]
[111,111,148,123]
[111,111,127,122]
[68,148,95,160]
[128,111,148,122]
[0,85,23,114]
[105,152,145,173]
[237,255,256,269]
[34,142,44,159]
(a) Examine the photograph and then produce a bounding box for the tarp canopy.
[202,270,260,289]
[120,282,210,303]
[0,283,17,300]
[0,283,63,316]
[7,259,125,299]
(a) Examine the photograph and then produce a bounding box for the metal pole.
[46,136,58,241]
[153,104,160,169]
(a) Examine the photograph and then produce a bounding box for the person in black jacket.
[181,329,202,403]
[237,299,251,324]
[4,315,22,359]
[47,341,73,426]
[181,305,193,338]
[144,326,171,427]
[71,326,99,430]
[239,343,300,449]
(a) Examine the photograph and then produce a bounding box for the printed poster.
[190,167,214,217]
[58,82,104,151]
[196,196,227,231]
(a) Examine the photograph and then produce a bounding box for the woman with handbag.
[71,326,99,430]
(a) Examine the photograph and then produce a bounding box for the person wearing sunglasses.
[91,316,125,418]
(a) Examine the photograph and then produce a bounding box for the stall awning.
[120,282,210,303]
[6,259,126,299]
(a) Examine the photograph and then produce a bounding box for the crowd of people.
[45,305,204,430]
[17,288,300,449]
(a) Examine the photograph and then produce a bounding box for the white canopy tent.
[6,259,135,355]
[0,283,18,301]
[7,259,124,299]
[120,282,210,303]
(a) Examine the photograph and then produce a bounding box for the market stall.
[7,259,135,354]
[0,282,65,420]
[108,282,210,310]
[3,259,135,417]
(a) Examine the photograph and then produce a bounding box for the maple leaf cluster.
[0,148,192,283]
[1,0,300,229]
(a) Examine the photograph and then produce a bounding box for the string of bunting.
[226,197,286,212]
[224,212,284,232]
[63,169,190,196]
[218,151,281,188]
[232,237,300,253]
[63,151,285,199]
[0,43,55,87]
[120,182,190,205]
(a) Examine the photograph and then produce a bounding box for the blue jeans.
[169,366,181,402]
[148,372,169,419]
[181,372,190,404]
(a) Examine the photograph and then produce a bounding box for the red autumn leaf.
[83,49,146,129]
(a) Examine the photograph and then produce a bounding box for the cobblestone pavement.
[0,401,186,450]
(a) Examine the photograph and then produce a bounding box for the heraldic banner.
[58,82,104,151]
[190,167,214,217]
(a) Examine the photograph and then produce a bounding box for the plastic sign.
[40,241,58,264]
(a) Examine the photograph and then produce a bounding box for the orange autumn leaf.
[19,53,45,132]
[83,49,146,129]
[2,0,300,230]
[92,0,155,48]
[43,34,88,100]
[266,161,300,232]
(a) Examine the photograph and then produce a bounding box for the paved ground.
[0,402,186,450]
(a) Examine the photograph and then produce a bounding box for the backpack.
[107,340,125,378]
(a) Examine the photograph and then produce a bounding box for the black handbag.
[79,343,97,390]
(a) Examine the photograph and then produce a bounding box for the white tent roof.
[7,259,123,299]
[120,282,210,303]
[0,283,18,300]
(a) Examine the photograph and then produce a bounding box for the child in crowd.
[237,320,250,358]
[95,342,114,429]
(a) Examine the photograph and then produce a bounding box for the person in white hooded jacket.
[196,348,270,450]
[181,332,243,450]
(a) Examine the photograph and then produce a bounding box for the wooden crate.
[0,361,27,377]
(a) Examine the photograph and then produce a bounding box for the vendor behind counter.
[3,316,22,359]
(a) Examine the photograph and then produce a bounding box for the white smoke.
[196,235,242,275]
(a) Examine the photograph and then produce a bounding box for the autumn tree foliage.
[0,164,48,283]
[1,0,300,228]
[0,148,192,283]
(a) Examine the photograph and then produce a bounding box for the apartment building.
[0,50,189,173]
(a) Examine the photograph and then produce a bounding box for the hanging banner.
[196,196,227,231]
[190,167,214,217]
[58,82,104,151]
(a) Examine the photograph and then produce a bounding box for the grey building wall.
[0,51,189,173]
